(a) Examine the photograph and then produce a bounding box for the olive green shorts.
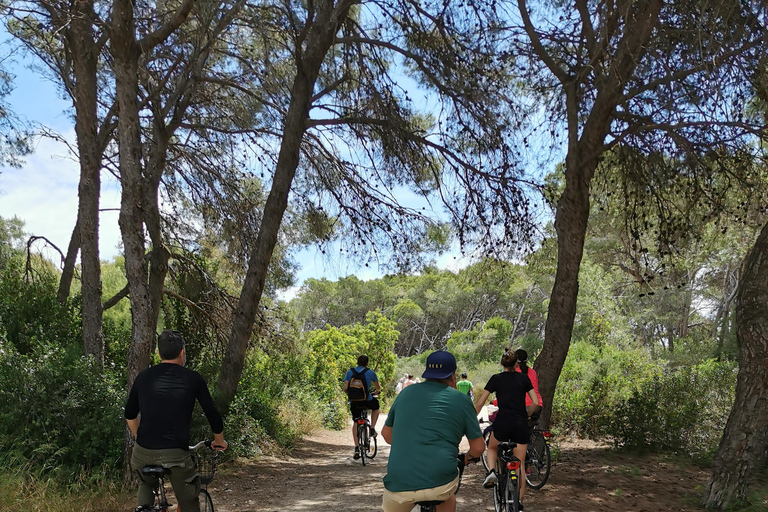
[131,444,201,512]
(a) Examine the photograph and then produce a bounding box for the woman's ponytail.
[514,349,529,375]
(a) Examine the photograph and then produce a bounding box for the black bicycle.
[525,424,552,490]
[490,441,521,512]
[134,440,219,512]
[354,407,378,466]
[416,454,467,512]
[481,420,552,491]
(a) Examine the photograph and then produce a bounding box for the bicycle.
[353,407,378,466]
[415,454,468,512]
[134,440,219,512]
[480,419,552,491]
[488,441,521,512]
[525,423,552,490]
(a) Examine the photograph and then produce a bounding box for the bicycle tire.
[492,461,505,512]
[358,425,367,466]
[200,489,215,512]
[366,432,378,459]
[525,431,551,490]
[481,427,492,473]
[506,471,519,512]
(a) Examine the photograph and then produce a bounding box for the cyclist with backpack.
[343,355,381,460]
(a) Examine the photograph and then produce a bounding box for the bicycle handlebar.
[190,439,226,451]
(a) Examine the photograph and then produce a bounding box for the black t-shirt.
[124,363,223,450]
[484,371,533,422]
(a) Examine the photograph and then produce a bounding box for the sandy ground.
[188,419,712,512]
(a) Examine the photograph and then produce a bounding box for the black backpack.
[346,368,369,402]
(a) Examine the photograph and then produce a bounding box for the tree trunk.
[527,0,663,429]
[534,148,596,429]
[113,0,156,388]
[705,221,768,509]
[70,0,104,367]
[216,0,355,413]
[57,219,80,303]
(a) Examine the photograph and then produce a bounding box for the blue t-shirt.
[344,366,378,401]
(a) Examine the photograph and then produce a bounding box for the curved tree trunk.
[534,148,596,429]
[525,0,663,429]
[704,221,768,509]
[57,218,80,303]
[216,0,355,413]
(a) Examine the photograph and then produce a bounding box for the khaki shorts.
[382,475,459,512]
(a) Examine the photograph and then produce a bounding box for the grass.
[0,463,132,512]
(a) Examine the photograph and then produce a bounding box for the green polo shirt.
[383,381,483,492]
[456,379,473,395]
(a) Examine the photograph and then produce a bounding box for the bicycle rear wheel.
[358,425,367,466]
[492,464,505,512]
[366,431,378,459]
[200,489,215,512]
[525,431,551,490]
[506,471,519,512]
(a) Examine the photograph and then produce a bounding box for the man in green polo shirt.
[456,372,474,401]
[381,351,485,512]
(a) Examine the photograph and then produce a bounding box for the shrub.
[607,359,736,458]
[0,341,124,478]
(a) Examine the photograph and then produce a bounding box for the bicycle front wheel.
[200,489,215,512]
[525,431,551,490]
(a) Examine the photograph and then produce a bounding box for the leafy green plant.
[0,341,124,477]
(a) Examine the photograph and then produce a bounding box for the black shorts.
[492,416,530,445]
[350,398,380,418]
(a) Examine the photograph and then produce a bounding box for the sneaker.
[353,448,360,460]
[370,427,378,437]
[482,470,498,488]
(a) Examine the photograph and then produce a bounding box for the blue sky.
[0,57,472,293]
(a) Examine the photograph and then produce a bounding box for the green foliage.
[221,349,320,452]
[0,341,124,477]
[608,359,736,459]
[304,310,398,425]
[447,316,512,366]
[553,342,661,437]
[0,256,81,354]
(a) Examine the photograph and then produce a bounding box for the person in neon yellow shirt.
[456,372,474,401]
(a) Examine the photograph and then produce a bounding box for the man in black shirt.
[125,330,227,512]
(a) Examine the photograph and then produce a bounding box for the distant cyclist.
[382,351,485,512]
[343,355,381,460]
[456,372,474,401]
[124,330,227,512]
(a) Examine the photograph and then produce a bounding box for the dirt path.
[201,423,712,512]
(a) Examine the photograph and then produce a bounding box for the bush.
[0,341,124,478]
[607,359,736,458]
[552,342,660,437]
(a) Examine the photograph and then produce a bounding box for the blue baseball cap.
[422,351,457,380]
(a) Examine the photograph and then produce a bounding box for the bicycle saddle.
[415,501,443,507]
[140,465,172,477]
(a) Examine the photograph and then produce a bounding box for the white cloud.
[0,133,123,263]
